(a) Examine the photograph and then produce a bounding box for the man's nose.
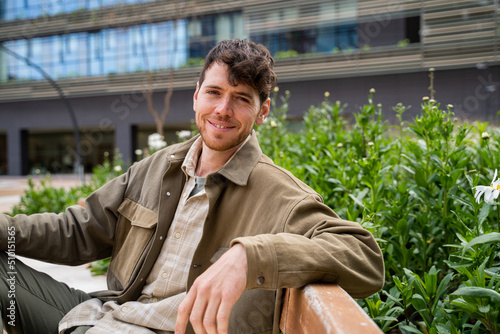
[214,95,233,117]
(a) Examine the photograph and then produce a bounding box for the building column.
[115,123,132,166]
[7,127,25,176]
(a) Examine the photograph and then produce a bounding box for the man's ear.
[193,82,200,111]
[255,98,271,126]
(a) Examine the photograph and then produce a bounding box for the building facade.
[0,0,498,175]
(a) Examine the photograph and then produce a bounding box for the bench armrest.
[280,283,382,334]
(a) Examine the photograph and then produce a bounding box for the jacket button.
[257,274,265,285]
[166,192,171,196]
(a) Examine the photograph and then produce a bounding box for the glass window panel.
[89,0,102,10]
[4,0,17,21]
[102,29,117,74]
[233,13,245,38]
[116,27,128,74]
[216,14,231,42]
[77,32,88,77]
[156,22,170,69]
[174,19,187,68]
[54,35,64,78]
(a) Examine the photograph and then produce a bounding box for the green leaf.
[399,325,424,334]
[397,219,409,236]
[449,194,473,209]
[477,203,491,224]
[477,304,490,313]
[348,193,366,208]
[462,232,500,255]
[451,286,500,304]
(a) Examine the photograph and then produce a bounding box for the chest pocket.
[109,198,158,289]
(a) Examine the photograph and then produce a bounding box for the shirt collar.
[178,132,262,186]
[181,136,203,179]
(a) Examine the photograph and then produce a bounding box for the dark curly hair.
[198,39,277,106]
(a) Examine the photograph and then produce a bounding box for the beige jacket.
[0,133,384,334]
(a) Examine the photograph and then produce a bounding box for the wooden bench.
[280,284,383,334]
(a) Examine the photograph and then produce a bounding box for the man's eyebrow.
[204,84,222,90]
[204,85,254,100]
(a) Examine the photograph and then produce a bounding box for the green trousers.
[0,252,93,334]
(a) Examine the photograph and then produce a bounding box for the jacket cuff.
[231,235,277,290]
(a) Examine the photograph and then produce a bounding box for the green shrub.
[258,89,499,333]
[9,150,125,275]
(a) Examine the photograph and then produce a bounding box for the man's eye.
[238,97,249,103]
[207,90,218,95]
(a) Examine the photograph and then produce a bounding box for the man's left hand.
[175,243,247,334]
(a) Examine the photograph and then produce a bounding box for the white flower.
[113,165,122,173]
[482,132,490,139]
[270,120,278,128]
[177,130,192,141]
[135,149,143,156]
[148,133,167,151]
[474,169,500,204]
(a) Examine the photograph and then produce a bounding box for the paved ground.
[0,174,107,293]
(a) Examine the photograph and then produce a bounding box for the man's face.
[193,62,270,153]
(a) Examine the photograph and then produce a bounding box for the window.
[4,20,188,81]
[27,129,115,174]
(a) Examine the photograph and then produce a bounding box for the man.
[0,39,384,334]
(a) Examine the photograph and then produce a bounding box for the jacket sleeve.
[0,170,131,265]
[231,194,385,299]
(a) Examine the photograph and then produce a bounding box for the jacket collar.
[166,131,262,187]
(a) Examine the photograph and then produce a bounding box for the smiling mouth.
[209,120,234,130]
